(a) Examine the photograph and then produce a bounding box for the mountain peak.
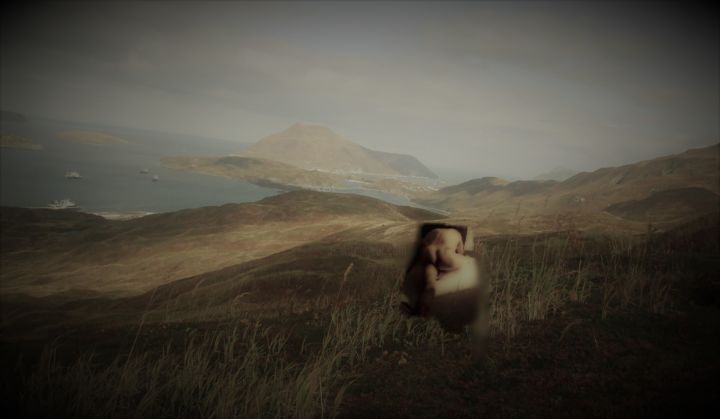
[284,122,340,135]
[239,124,437,178]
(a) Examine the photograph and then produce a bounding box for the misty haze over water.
[1,116,446,214]
[0,117,281,213]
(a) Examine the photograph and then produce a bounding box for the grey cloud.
[1,1,717,179]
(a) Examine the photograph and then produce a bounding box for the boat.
[64,171,82,179]
[48,199,80,210]
[140,168,150,174]
[152,175,160,182]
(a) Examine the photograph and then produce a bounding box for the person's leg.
[436,247,466,272]
[425,263,439,287]
[432,255,479,296]
[421,244,437,265]
[401,263,430,315]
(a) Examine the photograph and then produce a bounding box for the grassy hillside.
[604,187,719,222]
[0,191,442,297]
[1,214,718,418]
[362,147,438,178]
[419,144,719,224]
[161,155,343,189]
[2,163,718,417]
[533,166,579,181]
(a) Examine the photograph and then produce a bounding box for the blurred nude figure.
[400,224,490,335]
[420,227,465,270]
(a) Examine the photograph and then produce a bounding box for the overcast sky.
[1,1,717,180]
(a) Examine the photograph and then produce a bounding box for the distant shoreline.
[89,211,154,220]
[20,207,155,220]
[13,187,448,219]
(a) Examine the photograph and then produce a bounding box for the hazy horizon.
[2,1,718,180]
[6,109,717,184]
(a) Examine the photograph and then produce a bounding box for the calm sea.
[1,117,444,216]
[0,117,280,214]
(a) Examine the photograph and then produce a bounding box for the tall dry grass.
[8,278,453,419]
[6,226,685,418]
[485,227,676,337]
[485,236,576,338]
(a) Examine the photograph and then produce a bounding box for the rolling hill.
[0,191,442,297]
[161,155,343,189]
[238,123,437,178]
[604,187,719,222]
[533,167,578,181]
[418,144,720,224]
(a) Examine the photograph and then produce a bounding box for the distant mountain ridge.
[238,123,437,178]
[533,167,578,181]
[161,155,342,190]
[419,143,720,224]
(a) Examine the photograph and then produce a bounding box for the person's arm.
[419,264,439,316]
[400,262,431,315]
[436,247,466,272]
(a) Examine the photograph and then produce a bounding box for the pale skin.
[403,228,470,316]
[420,228,465,270]
[402,226,490,336]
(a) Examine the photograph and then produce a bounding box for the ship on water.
[140,168,150,174]
[47,199,80,210]
[64,171,82,179]
[152,175,160,182]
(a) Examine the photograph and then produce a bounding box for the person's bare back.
[400,224,490,335]
[420,228,465,271]
[402,227,466,316]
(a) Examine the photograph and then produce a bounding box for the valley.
[2,116,718,419]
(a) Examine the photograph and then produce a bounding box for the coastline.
[89,210,154,221]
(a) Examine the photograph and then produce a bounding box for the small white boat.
[140,168,150,174]
[64,171,82,179]
[152,175,160,182]
[48,199,80,210]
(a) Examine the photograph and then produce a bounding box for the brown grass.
[4,223,705,418]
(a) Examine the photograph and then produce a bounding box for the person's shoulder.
[438,228,463,242]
